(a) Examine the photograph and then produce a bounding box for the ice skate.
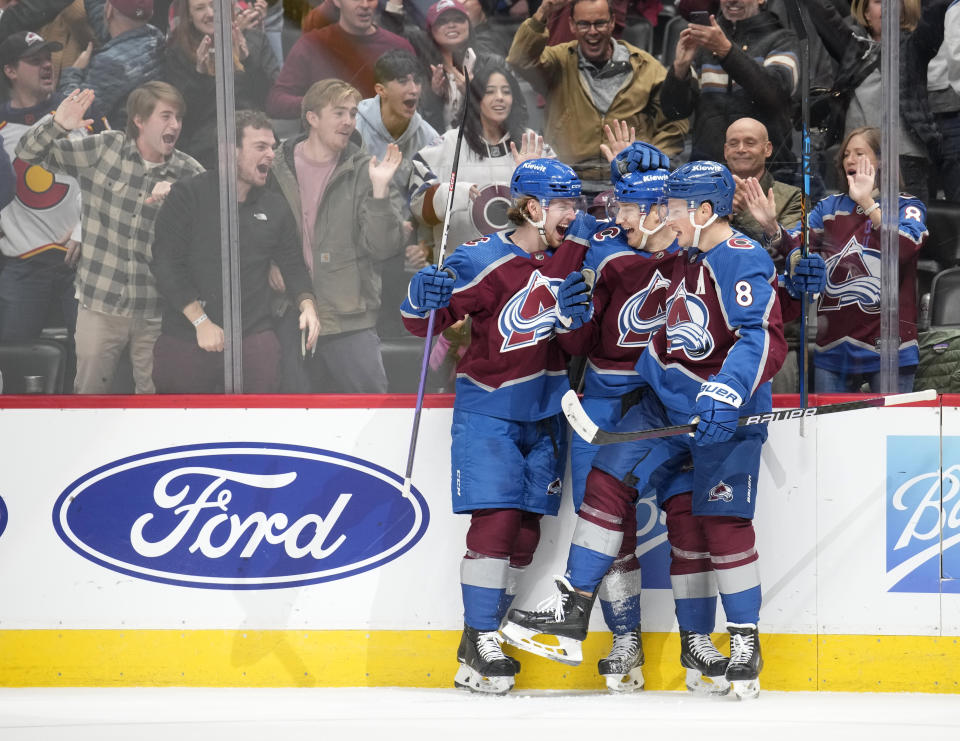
[454,624,516,695]
[680,630,731,696]
[725,623,762,699]
[501,576,596,665]
[598,627,644,692]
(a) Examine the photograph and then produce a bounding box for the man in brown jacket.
[507,0,687,183]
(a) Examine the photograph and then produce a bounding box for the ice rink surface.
[0,687,957,741]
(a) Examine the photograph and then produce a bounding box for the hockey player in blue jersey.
[504,161,788,700]
[557,162,683,692]
[401,158,595,695]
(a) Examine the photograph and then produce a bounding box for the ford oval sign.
[0,493,7,540]
[53,443,430,589]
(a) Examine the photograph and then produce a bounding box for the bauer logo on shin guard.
[53,443,430,590]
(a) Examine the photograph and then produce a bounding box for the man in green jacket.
[269,78,403,393]
[506,0,688,183]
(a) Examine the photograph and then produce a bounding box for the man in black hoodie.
[661,0,801,184]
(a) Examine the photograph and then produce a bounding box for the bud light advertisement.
[886,436,960,593]
[53,443,430,590]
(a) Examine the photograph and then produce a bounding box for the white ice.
[0,688,957,741]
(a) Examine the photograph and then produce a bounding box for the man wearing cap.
[0,31,86,352]
[266,0,414,119]
[56,0,164,130]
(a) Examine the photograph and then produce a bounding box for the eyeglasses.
[573,18,613,32]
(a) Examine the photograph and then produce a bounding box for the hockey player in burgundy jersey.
[556,165,682,692]
[504,161,787,700]
[401,158,596,694]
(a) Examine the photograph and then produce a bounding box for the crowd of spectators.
[0,0,957,395]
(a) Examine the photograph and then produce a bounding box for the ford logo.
[0,494,7,540]
[53,443,430,589]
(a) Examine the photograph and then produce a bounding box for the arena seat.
[622,17,654,53]
[0,339,67,394]
[928,266,960,328]
[917,200,960,315]
[380,334,436,394]
[660,14,688,69]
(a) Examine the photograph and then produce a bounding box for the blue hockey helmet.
[663,161,735,217]
[613,168,669,210]
[510,158,582,202]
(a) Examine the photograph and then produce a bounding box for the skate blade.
[731,678,760,700]
[501,622,583,666]
[453,664,514,696]
[685,668,731,696]
[603,666,645,693]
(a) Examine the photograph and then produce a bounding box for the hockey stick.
[784,0,815,411]
[561,388,937,445]
[402,54,474,497]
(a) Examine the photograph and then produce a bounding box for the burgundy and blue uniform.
[401,215,594,632]
[572,230,786,633]
[785,193,927,390]
[559,223,684,634]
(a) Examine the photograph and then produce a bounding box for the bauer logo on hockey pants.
[52,443,430,590]
[885,436,960,593]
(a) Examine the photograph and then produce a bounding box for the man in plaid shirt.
[16,81,204,393]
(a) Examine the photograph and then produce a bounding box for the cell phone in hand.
[689,11,711,25]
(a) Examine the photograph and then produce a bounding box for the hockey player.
[558,163,682,692]
[504,161,788,700]
[400,158,595,695]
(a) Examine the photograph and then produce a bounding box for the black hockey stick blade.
[561,388,937,445]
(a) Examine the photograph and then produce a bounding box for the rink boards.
[0,393,957,693]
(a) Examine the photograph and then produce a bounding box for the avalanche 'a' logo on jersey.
[498,270,561,352]
[664,282,714,360]
[820,236,881,313]
[618,269,671,347]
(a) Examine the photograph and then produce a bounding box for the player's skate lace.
[607,631,639,662]
[476,631,508,662]
[533,576,574,621]
[730,631,754,664]
[689,633,723,663]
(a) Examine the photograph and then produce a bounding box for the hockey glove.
[407,264,455,313]
[784,249,827,301]
[556,271,593,329]
[690,380,743,446]
[611,141,671,182]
